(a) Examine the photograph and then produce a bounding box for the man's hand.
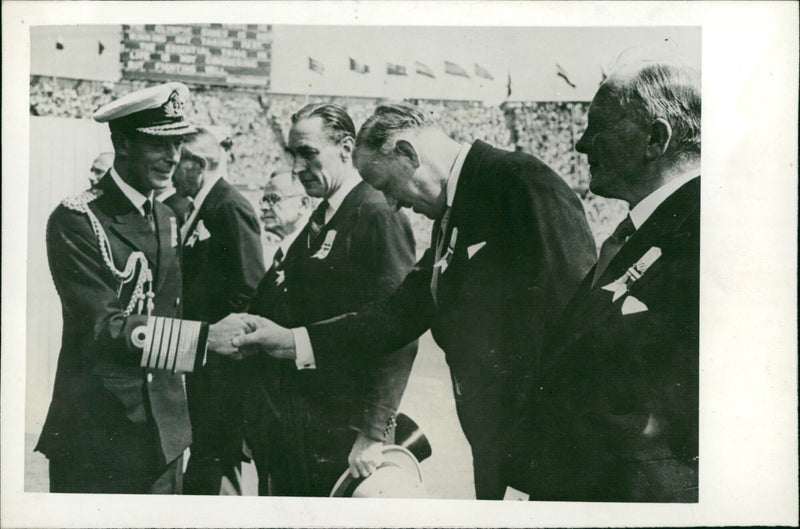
[232,317,296,360]
[207,313,257,356]
[348,432,385,478]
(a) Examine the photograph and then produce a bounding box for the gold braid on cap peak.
[61,189,154,317]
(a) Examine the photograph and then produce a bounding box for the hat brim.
[329,445,424,498]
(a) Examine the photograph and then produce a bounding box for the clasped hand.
[207,313,296,360]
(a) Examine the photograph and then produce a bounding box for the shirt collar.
[181,174,223,235]
[110,167,151,215]
[446,143,472,208]
[324,172,361,224]
[629,170,699,229]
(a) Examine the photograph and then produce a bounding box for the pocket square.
[467,241,487,259]
[196,220,211,241]
[621,295,648,315]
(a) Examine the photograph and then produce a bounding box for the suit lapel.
[98,176,160,269]
[554,177,700,352]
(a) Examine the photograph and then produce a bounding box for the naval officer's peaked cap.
[93,82,196,136]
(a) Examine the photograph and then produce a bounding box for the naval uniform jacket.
[37,173,191,472]
[306,140,598,499]
[246,181,418,495]
[178,178,265,485]
[512,177,700,502]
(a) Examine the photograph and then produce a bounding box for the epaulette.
[59,186,153,317]
[61,188,104,213]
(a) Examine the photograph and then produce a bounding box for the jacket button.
[529,459,538,470]
[147,373,154,383]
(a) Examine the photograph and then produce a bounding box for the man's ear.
[394,139,420,169]
[645,118,673,160]
[300,196,312,209]
[340,136,354,162]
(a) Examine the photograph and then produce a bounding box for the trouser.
[49,454,183,494]
[183,454,243,495]
[184,359,245,495]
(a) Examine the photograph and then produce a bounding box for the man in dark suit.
[37,82,249,493]
[169,128,265,495]
[228,103,597,499]
[238,104,417,497]
[512,62,701,502]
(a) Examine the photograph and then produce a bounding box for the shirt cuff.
[291,327,316,370]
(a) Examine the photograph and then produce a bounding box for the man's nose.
[575,132,589,154]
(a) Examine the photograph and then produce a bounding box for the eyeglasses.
[260,193,305,209]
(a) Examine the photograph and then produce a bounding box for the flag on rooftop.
[387,63,407,76]
[474,63,494,80]
[416,61,435,78]
[444,61,469,78]
[556,63,576,88]
[308,57,325,75]
[349,57,370,74]
[507,72,512,98]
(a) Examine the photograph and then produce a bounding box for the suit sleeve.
[347,207,419,440]
[216,199,265,317]
[305,247,434,371]
[46,206,149,365]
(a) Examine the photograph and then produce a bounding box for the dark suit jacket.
[246,181,418,495]
[179,177,265,469]
[306,141,598,499]
[513,176,700,502]
[37,174,191,472]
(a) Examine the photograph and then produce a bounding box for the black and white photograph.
[2,2,797,527]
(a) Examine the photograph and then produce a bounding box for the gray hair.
[355,103,436,154]
[608,62,701,159]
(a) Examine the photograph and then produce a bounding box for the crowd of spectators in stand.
[29,75,625,245]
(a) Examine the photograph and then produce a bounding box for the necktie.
[430,206,452,304]
[142,199,156,233]
[307,200,329,248]
[271,246,286,285]
[592,214,635,287]
[272,247,285,270]
[184,200,195,224]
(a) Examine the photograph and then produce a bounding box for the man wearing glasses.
[242,103,417,496]
[170,127,265,495]
[258,170,312,265]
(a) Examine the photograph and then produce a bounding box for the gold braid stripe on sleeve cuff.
[132,317,209,373]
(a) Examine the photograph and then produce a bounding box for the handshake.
[206,313,297,361]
